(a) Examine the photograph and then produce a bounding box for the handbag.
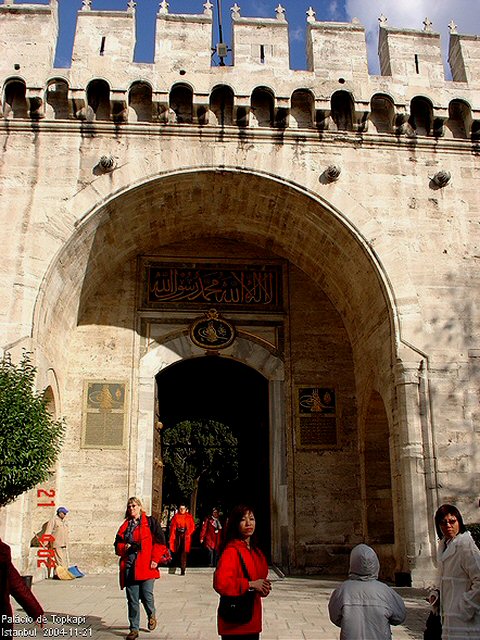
[218,550,255,624]
[157,544,172,566]
[424,611,442,640]
[146,516,171,565]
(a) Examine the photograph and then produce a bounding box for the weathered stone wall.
[289,265,359,574]
[0,1,479,583]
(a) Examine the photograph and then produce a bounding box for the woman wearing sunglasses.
[429,504,480,639]
[114,497,166,640]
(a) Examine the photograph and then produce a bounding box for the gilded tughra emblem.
[189,309,236,350]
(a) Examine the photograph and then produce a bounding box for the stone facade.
[0,1,479,586]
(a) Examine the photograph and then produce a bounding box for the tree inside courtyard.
[0,352,65,507]
[161,418,238,519]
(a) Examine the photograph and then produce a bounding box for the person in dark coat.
[114,497,166,640]
[0,538,44,636]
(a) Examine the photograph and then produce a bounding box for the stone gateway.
[0,1,479,587]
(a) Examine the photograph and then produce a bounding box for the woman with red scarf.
[114,497,166,640]
[214,505,271,639]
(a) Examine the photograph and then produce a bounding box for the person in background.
[328,543,406,639]
[214,504,271,639]
[200,507,223,567]
[45,506,69,570]
[168,503,195,576]
[114,497,166,640]
[428,504,480,639]
[0,538,44,636]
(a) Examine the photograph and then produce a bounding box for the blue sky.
[12,0,480,73]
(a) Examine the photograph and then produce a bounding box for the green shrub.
[162,419,238,518]
[0,352,65,507]
[466,523,480,549]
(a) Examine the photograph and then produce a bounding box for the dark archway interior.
[156,355,270,559]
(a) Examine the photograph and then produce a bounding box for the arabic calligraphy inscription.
[144,262,283,310]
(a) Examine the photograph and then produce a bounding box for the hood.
[348,544,380,581]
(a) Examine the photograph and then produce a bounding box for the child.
[328,544,406,639]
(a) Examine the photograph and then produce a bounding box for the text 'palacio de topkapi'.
[0,0,479,587]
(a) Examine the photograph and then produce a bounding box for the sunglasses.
[440,518,458,526]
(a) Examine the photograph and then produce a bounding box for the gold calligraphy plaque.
[295,386,338,449]
[81,380,128,449]
[141,259,284,311]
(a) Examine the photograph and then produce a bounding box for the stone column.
[269,379,288,567]
[393,359,436,586]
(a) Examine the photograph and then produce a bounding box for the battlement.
[307,20,369,81]
[1,1,479,138]
[231,7,290,70]
[0,0,57,86]
[449,32,480,83]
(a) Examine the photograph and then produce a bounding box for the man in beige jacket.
[45,506,69,569]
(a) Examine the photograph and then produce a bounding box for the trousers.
[125,579,155,631]
[206,546,219,567]
[176,532,187,571]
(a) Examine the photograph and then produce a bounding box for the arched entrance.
[31,167,437,581]
[155,356,270,556]
[137,333,286,565]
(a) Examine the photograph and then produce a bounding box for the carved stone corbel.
[26,89,44,120]
[111,91,128,124]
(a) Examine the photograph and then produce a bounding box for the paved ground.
[13,568,430,640]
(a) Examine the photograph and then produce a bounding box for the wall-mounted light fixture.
[324,165,341,182]
[431,170,451,188]
[98,155,116,173]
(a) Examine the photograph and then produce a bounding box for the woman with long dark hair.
[213,504,271,639]
[428,504,480,639]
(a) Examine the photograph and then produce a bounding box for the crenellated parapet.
[0,1,479,139]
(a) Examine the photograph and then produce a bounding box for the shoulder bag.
[424,588,442,640]
[147,515,172,566]
[424,610,442,639]
[218,550,255,624]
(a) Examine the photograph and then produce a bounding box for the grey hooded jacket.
[328,544,406,639]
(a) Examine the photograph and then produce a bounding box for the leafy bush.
[466,523,480,549]
[0,352,65,507]
[162,419,238,518]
